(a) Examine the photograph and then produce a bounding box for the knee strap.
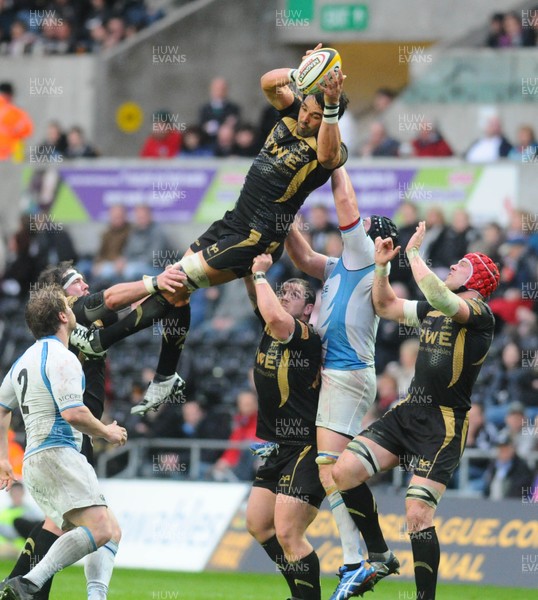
[346,439,380,477]
[406,484,442,509]
[315,450,340,465]
[177,253,210,291]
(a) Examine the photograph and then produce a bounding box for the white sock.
[85,540,119,600]
[328,490,364,565]
[26,527,97,589]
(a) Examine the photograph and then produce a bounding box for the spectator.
[0,215,38,298]
[91,204,131,285]
[500,401,536,459]
[486,13,505,48]
[375,371,398,415]
[373,87,396,113]
[256,104,279,148]
[411,120,453,157]
[33,212,79,275]
[485,432,533,499]
[499,12,535,47]
[360,121,399,157]
[37,120,67,159]
[179,125,213,158]
[214,121,236,157]
[233,124,259,157]
[468,221,505,265]
[465,114,513,163]
[421,206,451,276]
[308,204,339,253]
[443,208,480,265]
[391,201,420,288]
[0,482,42,559]
[211,390,260,481]
[65,125,98,158]
[0,82,33,161]
[176,401,231,478]
[463,402,498,493]
[103,15,126,50]
[4,19,35,56]
[41,19,77,55]
[498,237,537,291]
[199,77,240,143]
[508,125,538,162]
[118,204,169,280]
[139,110,182,158]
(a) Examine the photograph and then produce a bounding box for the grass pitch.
[0,563,528,599]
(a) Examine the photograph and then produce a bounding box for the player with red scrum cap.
[330,222,500,600]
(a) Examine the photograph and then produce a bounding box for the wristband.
[143,274,158,294]
[253,272,268,285]
[406,247,420,260]
[323,103,340,124]
[288,69,298,84]
[375,262,391,277]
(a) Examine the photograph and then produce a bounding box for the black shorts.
[252,443,325,509]
[361,401,469,486]
[190,211,284,278]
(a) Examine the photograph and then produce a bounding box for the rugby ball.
[295,48,342,95]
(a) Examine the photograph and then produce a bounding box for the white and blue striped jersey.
[317,218,379,370]
[0,336,85,458]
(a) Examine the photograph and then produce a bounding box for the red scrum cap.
[461,252,500,298]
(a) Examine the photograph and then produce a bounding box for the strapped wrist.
[375,262,391,277]
[143,275,158,294]
[253,272,268,285]
[323,103,340,125]
[406,247,420,260]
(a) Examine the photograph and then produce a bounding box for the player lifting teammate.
[244,255,324,600]
[332,222,500,600]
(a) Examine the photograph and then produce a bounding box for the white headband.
[62,269,83,290]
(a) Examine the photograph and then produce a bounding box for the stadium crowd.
[0,199,537,499]
[0,0,165,55]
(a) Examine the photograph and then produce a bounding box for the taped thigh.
[406,483,442,509]
[346,438,380,477]
[178,253,210,291]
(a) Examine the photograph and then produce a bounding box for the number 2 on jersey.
[17,368,29,414]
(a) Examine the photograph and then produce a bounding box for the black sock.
[288,550,321,600]
[96,294,170,351]
[340,483,388,555]
[261,535,301,598]
[10,524,58,600]
[409,526,439,600]
[155,304,190,377]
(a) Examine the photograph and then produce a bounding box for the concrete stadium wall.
[0,55,97,147]
[275,0,527,43]
[94,0,300,156]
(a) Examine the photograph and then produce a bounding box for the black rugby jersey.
[233,98,347,241]
[407,298,495,411]
[254,317,322,444]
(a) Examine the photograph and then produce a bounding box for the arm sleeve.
[340,218,375,271]
[0,374,18,412]
[46,354,85,412]
[402,300,421,328]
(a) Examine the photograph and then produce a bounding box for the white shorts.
[316,367,376,437]
[23,447,107,531]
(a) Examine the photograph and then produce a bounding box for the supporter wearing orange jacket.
[0,82,33,161]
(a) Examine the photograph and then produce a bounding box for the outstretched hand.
[319,68,345,105]
[252,254,274,274]
[406,221,426,254]
[374,236,400,266]
[0,459,16,492]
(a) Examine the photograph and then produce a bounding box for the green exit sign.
[321,4,369,31]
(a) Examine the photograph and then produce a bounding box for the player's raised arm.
[317,69,347,169]
[372,236,407,323]
[330,167,360,228]
[250,254,295,341]
[405,222,470,324]
[284,222,328,281]
[260,44,322,111]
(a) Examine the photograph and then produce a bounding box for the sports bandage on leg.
[176,254,210,292]
[415,273,460,317]
[346,439,380,477]
[406,484,442,509]
[315,450,341,465]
